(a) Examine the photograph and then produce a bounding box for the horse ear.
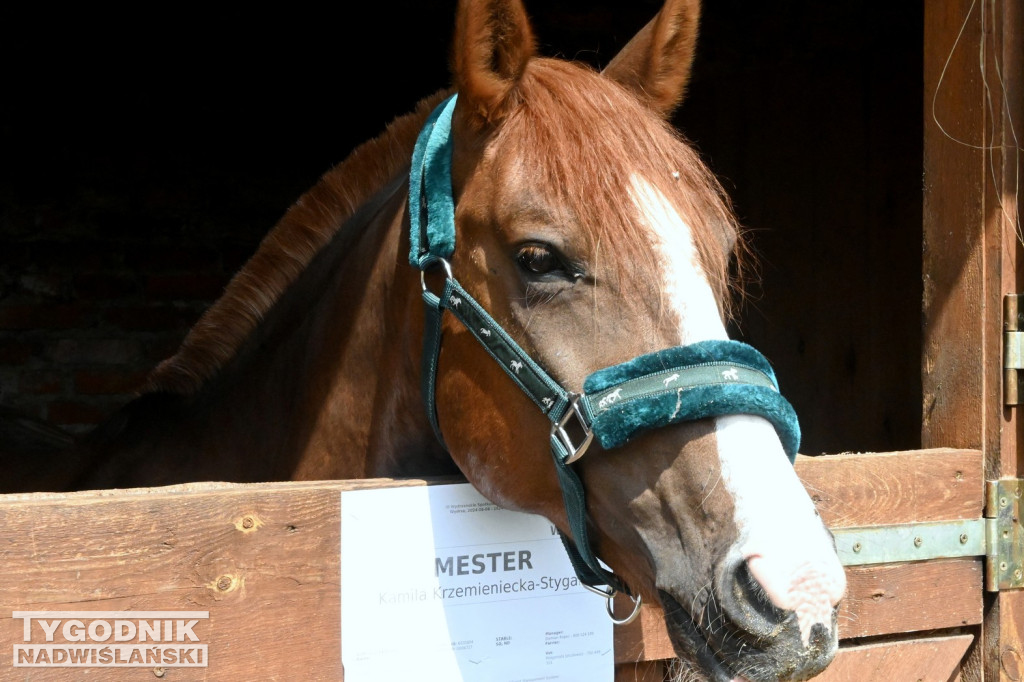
[451,0,537,128]
[602,0,701,118]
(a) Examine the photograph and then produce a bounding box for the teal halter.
[410,94,801,623]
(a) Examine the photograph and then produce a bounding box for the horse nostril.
[728,559,787,631]
[806,622,833,651]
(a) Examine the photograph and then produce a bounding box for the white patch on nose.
[630,177,846,646]
[717,414,847,645]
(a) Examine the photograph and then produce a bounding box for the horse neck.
[276,177,453,480]
[80,176,451,488]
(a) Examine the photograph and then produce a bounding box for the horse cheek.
[434,335,566,524]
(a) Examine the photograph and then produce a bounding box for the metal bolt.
[960,533,969,544]
[914,536,923,548]
[852,542,862,553]
[241,516,254,529]
[217,576,233,591]
[154,668,166,678]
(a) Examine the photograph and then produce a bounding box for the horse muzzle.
[660,550,842,682]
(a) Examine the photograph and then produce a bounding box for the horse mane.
[501,58,746,321]
[145,90,452,395]
[146,57,745,397]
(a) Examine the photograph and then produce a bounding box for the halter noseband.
[409,94,801,624]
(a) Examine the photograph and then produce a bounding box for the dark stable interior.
[0,0,921,456]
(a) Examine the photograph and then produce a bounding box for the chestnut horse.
[8,0,846,679]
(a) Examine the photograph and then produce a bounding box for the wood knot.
[234,514,262,533]
[211,574,241,593]
[1002,646,1023,680]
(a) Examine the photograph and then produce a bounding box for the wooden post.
[923,0,1023,680]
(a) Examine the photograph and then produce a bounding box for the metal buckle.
[553,393,593,464]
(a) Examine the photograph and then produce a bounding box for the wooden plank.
[617,557,984,659]
[0,464,987,676]
[993,1,1024,679]
[839,558,983,639]
[0,479,670,676]
[613,661,665,682]
[923,0,1024,678]
[997,593,1024,681]
[0,481,349,680]
[610,596,675,663]
[794,448,983,528]
[922,0,989,455]
[620,635,976,682]
[812,634,973,682]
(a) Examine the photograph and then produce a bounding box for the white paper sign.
[341,483,613,682]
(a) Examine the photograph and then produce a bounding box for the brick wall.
[0,233,240,433]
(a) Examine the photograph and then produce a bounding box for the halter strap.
[409,93,801,610]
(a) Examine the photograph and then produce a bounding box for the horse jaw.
[630,175,846,679]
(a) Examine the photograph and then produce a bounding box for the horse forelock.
[496,59,747,322]
[145,90,453,395]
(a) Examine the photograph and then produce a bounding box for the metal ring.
[581,582,643,626]
[420,257,453,293]
[607,591,643,626]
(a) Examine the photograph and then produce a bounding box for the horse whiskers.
[665,658,709,682]
[695,466,722,514]
[689,580,714,624]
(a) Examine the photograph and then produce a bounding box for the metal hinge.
[1005,294,1024,405]
[831,478,1024,591]
[834,519,985,567]
[986,478,1024,590]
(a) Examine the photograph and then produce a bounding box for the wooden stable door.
[823,0,1024,680]
[922,0,1022,680]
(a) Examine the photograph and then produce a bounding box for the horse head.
[420,1,847,679]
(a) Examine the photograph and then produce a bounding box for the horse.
[4,0,846,679]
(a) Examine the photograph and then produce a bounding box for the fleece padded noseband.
[409,94,801,609]
[584,341,800,458]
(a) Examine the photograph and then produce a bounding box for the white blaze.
[631,177,846,649]
[629,177,728,344]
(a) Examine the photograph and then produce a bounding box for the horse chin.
[658,588,839,682]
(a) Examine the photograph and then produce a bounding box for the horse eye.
[516,244,564,276]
